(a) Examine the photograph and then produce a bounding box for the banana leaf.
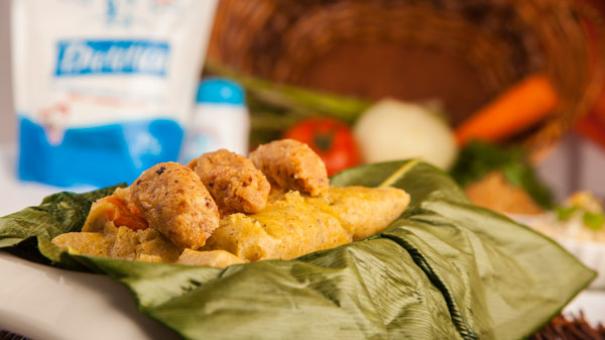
[0,161,594,339]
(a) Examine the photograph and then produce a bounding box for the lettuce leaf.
[0,163,593,339]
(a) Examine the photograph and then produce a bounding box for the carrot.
[106,196,149,231]
[455,74,559,145]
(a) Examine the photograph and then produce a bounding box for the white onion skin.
[354,99,457,170]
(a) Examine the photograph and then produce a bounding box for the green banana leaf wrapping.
[0,161,595,339]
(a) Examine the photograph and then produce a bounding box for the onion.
[353,99,457,169]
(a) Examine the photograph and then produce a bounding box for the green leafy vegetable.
[582,212,605,231]
[556,206,579,222]
[554,192,605,231]
[206,62,371,124]
[0,163,593,339]
[450,141,554,208]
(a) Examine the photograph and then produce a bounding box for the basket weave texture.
[208,0,605,151]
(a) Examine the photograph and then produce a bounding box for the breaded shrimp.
[130,162,220,249]
[249,139,329,196]
[189,149,270,214]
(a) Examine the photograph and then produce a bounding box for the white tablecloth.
[0,144,93,215]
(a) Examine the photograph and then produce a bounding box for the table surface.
[0,147,66,215]
[1,145,603,339]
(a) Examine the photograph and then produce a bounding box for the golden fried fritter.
[53,225,182,262]
[189,149,270,214]
[52,232,111,257]
[250,139,329,196]
[205,191,352,261]
[110,226,182,262]
[204,186,409,262]
[314,186,410,240]
[204,214,280,261]
[177,249,246,268]
[130,162,220,249]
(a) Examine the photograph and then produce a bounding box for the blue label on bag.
[18,116,184,187]
[54,39,170,77]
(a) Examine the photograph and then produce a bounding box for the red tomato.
[284,118,361,176]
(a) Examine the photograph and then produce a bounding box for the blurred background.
[202,0,605,205]
[0,1,12,144]
[1,0,605,212]
[0,0,605,199]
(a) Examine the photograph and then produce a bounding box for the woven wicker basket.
[208,0,605,155]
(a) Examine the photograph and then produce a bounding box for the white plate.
[0,253,178,340]
[566,290,605,325]
[0,146,177,339]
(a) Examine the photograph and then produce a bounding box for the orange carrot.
[106,196,149,231]
[455,74,559,145]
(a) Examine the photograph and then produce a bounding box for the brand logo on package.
[55,39,170,77]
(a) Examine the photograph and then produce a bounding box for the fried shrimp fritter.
[189,149,270,214]
[130,162,220,249]
[249,139,329,196]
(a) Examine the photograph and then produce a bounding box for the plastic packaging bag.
[12,0,217,187]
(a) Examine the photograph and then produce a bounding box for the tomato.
[285,118,361,176]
